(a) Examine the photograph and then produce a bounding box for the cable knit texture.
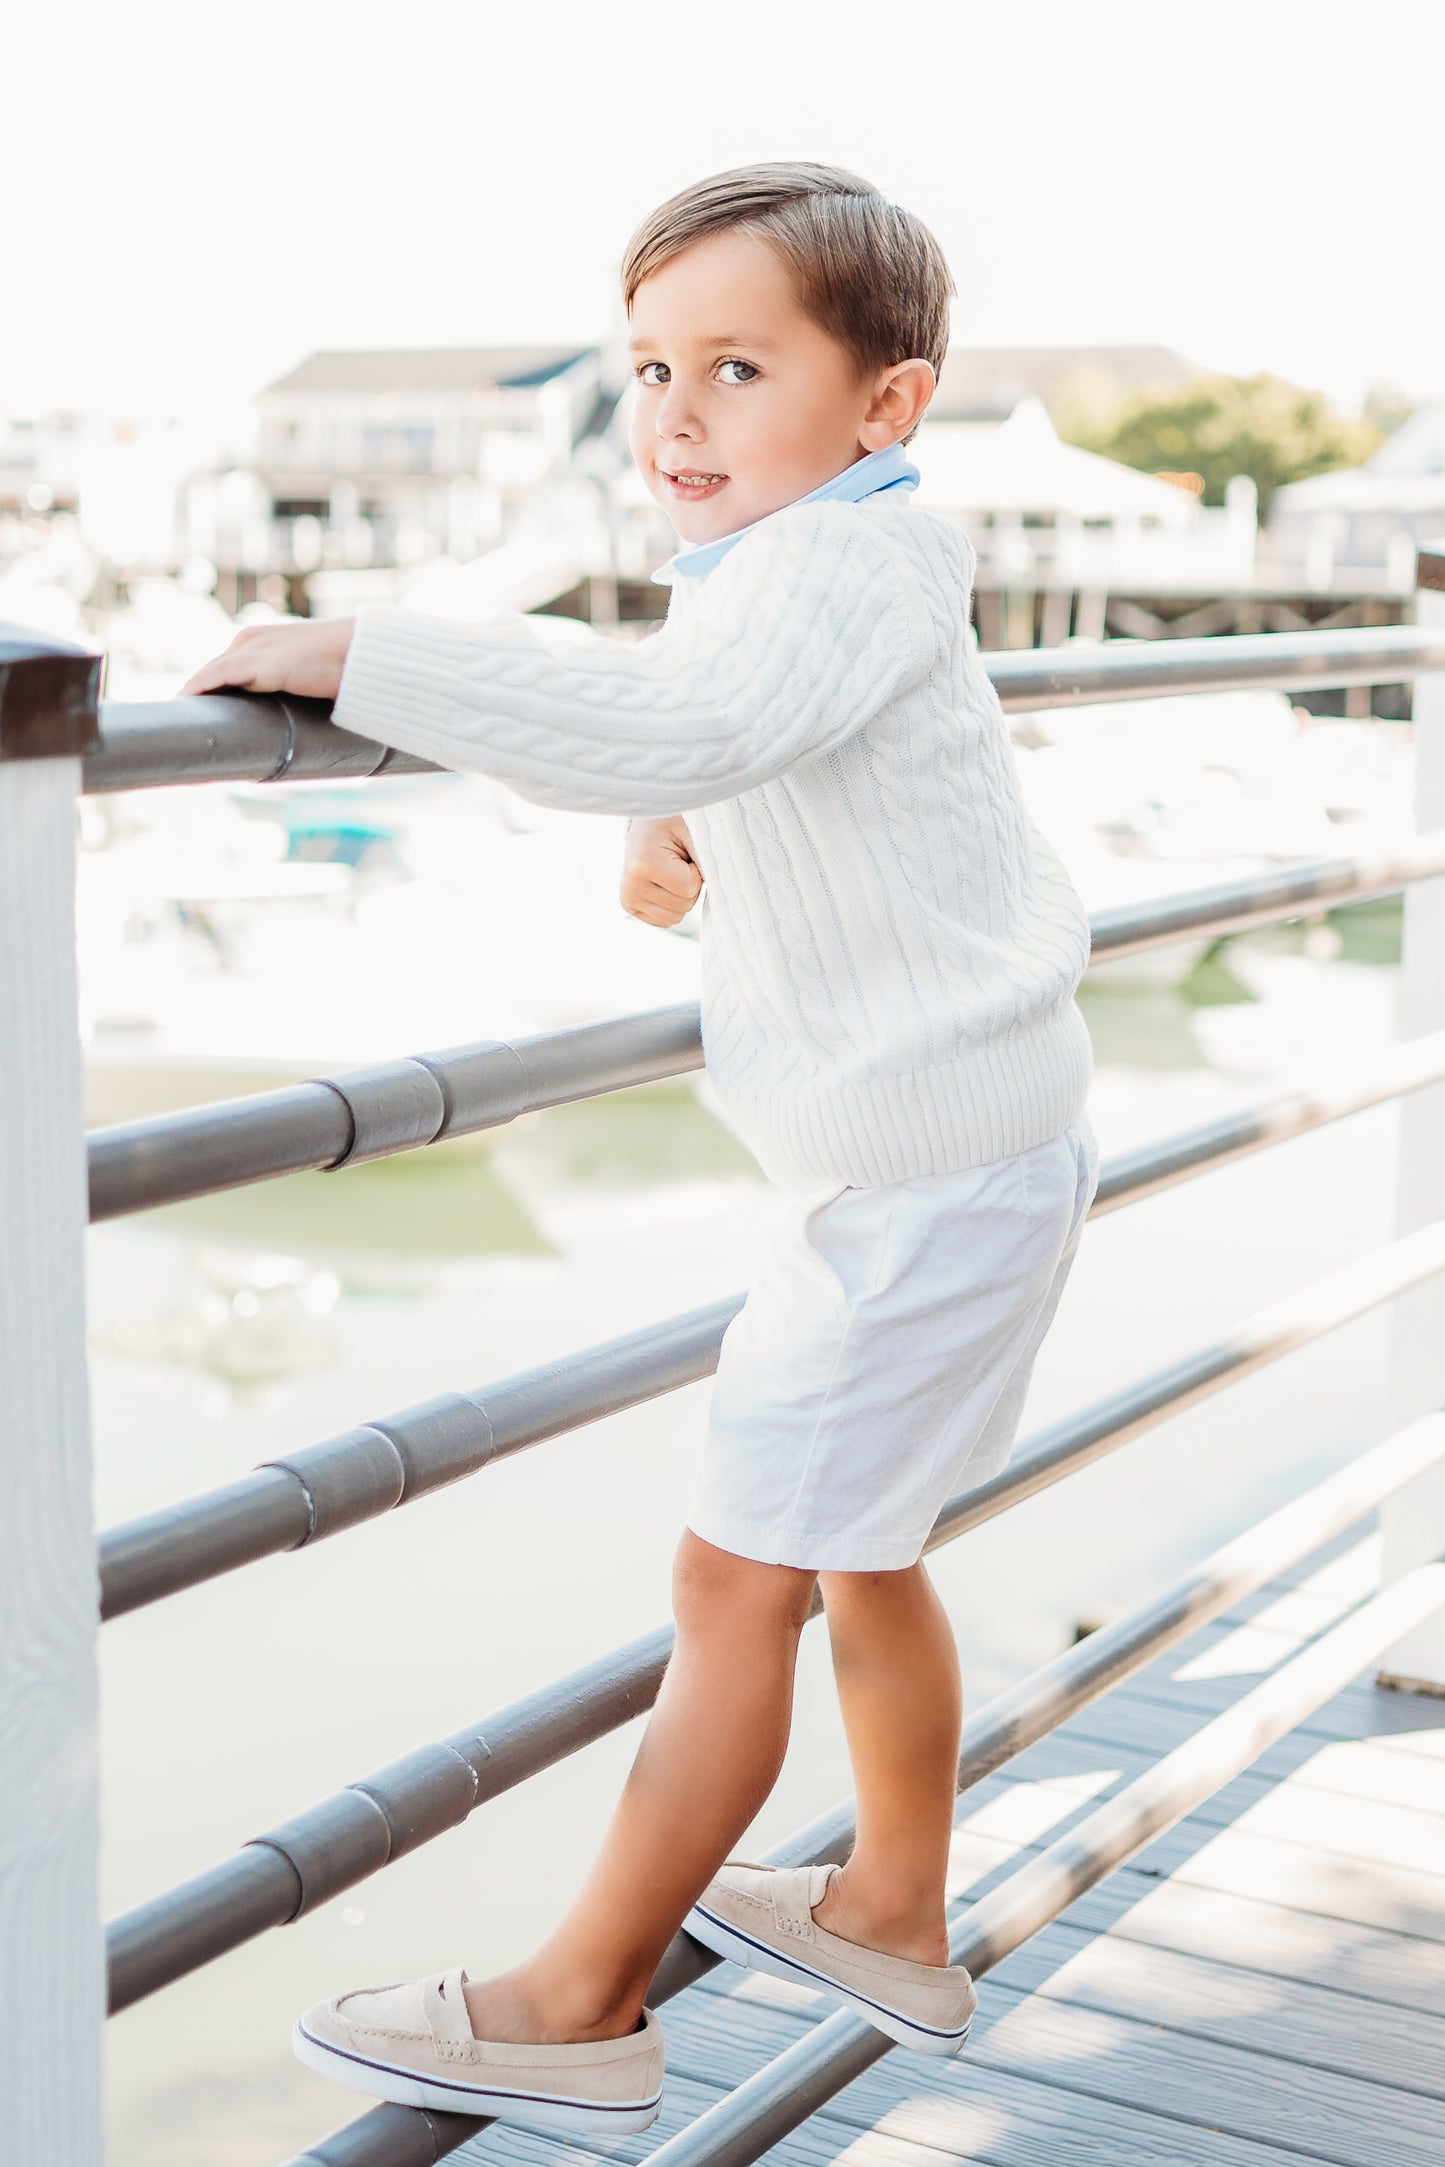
[334,494,1093,1191]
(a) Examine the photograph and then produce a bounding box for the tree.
[1058,373,1381,515]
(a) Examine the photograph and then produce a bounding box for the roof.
[1271,402,1445,516]
[913,399,1196,522]
[930,345,1203,423]
[1365,400,1445,479]
[261,347,595,397]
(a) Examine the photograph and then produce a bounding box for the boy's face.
[627,229,891,544]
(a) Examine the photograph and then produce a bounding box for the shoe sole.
[684,1903,974,2059]
[292,2022,663,2133]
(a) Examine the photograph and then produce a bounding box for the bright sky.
[11,1,1443,424]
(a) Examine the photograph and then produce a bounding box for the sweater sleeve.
[330,501,923,815]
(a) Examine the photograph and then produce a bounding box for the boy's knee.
[672,1530,815,1634]
[821,1561,929,1611]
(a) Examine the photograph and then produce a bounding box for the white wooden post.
[1380,543,1445,1694]
[0,633,106,2159]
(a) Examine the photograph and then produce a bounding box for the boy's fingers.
[628,875,698,910]
[623,885,692,925]
[634,856,702,895]
[178,620,353,701]
[621,867,700,903]
[180,656,250,696]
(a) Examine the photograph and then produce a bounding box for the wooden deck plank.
[1113,1667,1445,1760]
[1101,1826,1445,1942]
[1057,1693,1445,1811]
[913,1990,1445,2167]
[1066,1670,1445,1761]
[962,1730,1445,1876]
[789,2076,1357,2167]
[455,2054,1366,2167]
[1096,1646,1445,1750]
[1040,1868,1445,2010]
[660,1985,1445,2167]
[684,1888,1445,2079]
[944,1801,1445,1946]
[989,1921,1445,2094]
[453,1534,1445,2167]
[454,2073,722,2167]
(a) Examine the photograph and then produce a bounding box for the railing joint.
[317,1060,450,1170]
[263,1427,409,1545]
[369,1394,498,1503]
[351,1745,481,1861]
[267,694,301,783]
[250,1788,395,1921]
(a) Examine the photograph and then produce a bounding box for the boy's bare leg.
[462,1531,816,2045]
[812,1563,961,1966]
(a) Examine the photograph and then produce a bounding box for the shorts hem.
[684,1511,928,1574]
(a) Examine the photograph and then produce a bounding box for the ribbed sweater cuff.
[333,608,477,767]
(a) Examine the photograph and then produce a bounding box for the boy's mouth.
[661,468,729,504]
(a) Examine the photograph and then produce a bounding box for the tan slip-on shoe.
[684,1861,976,2058]
[293,1967,665,2133]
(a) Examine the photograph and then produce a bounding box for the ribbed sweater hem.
[712,1005,1094,1193]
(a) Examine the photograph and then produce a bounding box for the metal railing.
[83,836,1445,1221]
[77,620,1445,794]
[5,599,1445,2167]
[105,1226,1445,2014]
[97,1031,1445,1621]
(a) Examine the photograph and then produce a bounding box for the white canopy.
[913,398,1196,525]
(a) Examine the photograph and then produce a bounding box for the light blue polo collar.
[652,441,920,584]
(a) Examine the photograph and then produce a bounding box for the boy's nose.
[654,381,704,442]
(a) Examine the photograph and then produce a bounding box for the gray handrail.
[104,1224,1445,2012]
[96,1033,1445,1621]
[985,621,1445,709]
[86,834,1445,1223]
[87,1006,705,1223]
[1090,830,1445,962]
[84,693,440,794]
[80,624,1445,796]
[283,1412,1445,2164]
[100,1297,738,1617]
[1090,1029,1445,1211]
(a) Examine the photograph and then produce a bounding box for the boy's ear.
[859,359,936,450]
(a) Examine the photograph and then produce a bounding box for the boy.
[183,161,1096,2133]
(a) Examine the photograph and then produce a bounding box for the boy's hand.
[621,816,703,927]
[179,618,355,700]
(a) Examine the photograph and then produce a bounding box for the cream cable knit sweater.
[334,493,1093,1191]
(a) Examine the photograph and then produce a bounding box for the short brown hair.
[621,162,954,386]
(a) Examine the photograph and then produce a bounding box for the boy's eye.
[637,361,669,386]
[717,358,758,385]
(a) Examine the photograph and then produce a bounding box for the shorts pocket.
[797,1185,891,1315]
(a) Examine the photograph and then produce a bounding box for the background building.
[1266,402,1445,588]
[193,345,609,611]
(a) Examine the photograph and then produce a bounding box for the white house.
[247,345,604,579]
[1267,403,1445,588]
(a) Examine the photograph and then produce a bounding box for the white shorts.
[687,1120,1098,1573]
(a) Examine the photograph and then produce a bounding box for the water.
[95,913,1406,2163]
